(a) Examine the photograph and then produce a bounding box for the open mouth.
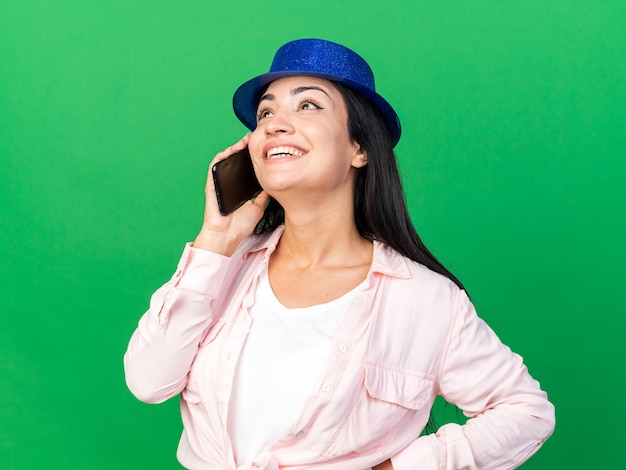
[266,146,305,159]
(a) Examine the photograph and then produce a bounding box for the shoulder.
[372,242,471,344]
[368,244,471,373]
[373,241,463,303]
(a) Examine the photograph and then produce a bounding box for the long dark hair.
[254,81,464,292]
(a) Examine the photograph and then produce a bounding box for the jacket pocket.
[323,362,435,458]
[364,361,434,410]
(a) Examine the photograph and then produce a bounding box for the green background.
[1,1,624,468]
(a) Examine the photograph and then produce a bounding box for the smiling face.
[247,76,367,203]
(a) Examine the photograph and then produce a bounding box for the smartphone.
[212,147,262,215]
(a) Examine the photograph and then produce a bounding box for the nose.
[264,111,295,135]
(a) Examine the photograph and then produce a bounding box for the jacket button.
[338,344,347,353]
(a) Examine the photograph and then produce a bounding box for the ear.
[350,143,368,168]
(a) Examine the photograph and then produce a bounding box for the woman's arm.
[390,290,555,469]
[123,245,232,403]
[124,135,269,404]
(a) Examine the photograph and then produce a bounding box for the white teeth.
[266,146,304,159]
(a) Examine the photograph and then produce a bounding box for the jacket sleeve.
[123,244,232,404]
[390,290,555,469]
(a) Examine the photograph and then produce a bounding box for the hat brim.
[232,71,401,147]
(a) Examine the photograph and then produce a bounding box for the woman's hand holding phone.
[193,134,268,256]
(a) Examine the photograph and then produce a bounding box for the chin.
[259,175,299,195]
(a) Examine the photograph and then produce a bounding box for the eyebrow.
[259,85,331,103]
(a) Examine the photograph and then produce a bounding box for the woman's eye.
[300,101,320,110]
[256,109,273,121]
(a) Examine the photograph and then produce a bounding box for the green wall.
[1,1,624,468]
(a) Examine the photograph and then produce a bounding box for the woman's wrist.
[192,227,242,257]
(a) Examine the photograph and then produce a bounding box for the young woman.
[124,39,555,470]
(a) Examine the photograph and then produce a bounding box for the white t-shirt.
[228,267,362,465]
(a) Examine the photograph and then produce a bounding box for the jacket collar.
[241,226,412,280]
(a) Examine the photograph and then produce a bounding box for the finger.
[252,191,270,210]
[212,133,251,165]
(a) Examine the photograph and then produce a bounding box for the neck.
[274,194,371,268]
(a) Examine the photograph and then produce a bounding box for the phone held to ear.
[212,147,262,216]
